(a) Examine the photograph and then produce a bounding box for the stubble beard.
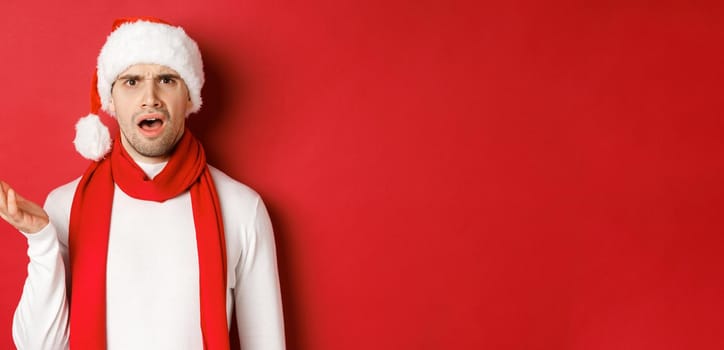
[125,131,180,158]
[121,110,182,158]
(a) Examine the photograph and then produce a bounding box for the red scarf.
[68,130,230,349]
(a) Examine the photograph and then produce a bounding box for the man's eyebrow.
[158,73,182,80]
[115,73,182,81]
[116,74,142,81]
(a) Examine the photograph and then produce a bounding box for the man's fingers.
[0,182,48,233]
[0,182,18,225]
[0,182,7,213]
[0,181,10,202]
[7,188,18,216]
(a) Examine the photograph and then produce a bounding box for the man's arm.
[1,181,70,349]
[234,197,286,349]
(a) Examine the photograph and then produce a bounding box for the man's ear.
[108,98,116,115]
[186,93,193,114]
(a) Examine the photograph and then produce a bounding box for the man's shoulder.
[46,176,82,205]
[207,166,267,227]
[42,176,82,236]
[208,165,262,204]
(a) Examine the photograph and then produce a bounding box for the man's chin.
[126,139,174,159]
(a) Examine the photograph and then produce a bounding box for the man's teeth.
[139,119,162,127]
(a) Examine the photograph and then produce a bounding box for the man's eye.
[161,77,174,84]
[125,79,137,86]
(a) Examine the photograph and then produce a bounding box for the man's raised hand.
[0,181,49,234]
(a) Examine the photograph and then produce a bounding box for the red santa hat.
[73,17,205,161]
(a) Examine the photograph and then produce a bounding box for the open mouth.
[138,113,165,136]
[139,118,163,130]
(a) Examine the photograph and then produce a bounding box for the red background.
[1,1,723,349]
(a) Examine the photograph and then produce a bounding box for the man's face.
[109,63,192,163]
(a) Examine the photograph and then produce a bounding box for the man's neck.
[135,160,168,180]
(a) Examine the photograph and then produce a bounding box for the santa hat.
[73,17,205,161]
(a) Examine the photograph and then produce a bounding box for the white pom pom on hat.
[73,114,112,161]
[73,16,205,161]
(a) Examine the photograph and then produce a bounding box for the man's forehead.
[118,63,181,77]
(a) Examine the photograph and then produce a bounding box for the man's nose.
[141,81,162,108]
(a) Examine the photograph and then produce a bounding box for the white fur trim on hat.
[96,20,204,116]
[74,114,112,161]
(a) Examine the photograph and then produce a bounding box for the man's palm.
[0,181,49,234]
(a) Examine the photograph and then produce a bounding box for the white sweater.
[12,163,286,349]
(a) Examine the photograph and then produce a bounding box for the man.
[0,17,285,349]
